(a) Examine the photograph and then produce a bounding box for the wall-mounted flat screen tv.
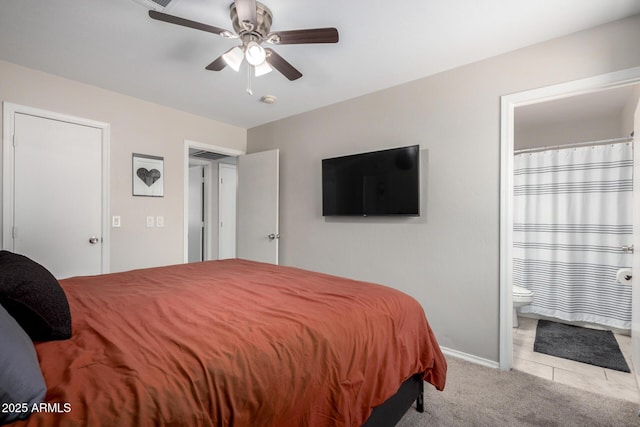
[322,145,420,216]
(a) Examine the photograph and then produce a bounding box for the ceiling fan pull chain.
[246,64,253,95]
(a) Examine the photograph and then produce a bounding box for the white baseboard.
[440,346,500,369]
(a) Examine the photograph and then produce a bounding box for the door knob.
[267,234,280,240]
[622,245,634,254]
[89,236,100,244]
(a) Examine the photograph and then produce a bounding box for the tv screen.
[322,145,420,216]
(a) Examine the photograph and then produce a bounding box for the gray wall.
[514,83,640,150]
[515,114,623,150]
[247,15,640,362]
[0,61,246,273]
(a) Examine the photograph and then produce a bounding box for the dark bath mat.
[534,319,630,373]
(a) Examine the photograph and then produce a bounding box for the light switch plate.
[112,216,121,228]
[156,216,164,227]
[146,216,155,227]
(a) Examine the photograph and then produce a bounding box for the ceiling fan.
[148,0,339,82]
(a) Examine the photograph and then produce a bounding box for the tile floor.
[513,316,640,403]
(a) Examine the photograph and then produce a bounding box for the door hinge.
[12,226,17,239]
[12,133,16,147]
[220,178,223,184]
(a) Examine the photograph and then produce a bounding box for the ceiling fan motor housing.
[230,1,273,40]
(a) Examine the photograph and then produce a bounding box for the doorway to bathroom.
[513,91,636,332]
[507,83,640,402]
[499,67,640,387]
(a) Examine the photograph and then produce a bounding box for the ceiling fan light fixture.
[222,46,244,72]
[245,41,266,66]
[254,61,273,77]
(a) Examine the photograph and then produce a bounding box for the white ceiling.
[1,0,639,128]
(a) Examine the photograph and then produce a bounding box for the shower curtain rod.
[514,135,634,155]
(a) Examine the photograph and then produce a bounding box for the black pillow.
[0,304,47,424]
[0,251,71,341]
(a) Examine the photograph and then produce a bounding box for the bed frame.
[362,373,424,427]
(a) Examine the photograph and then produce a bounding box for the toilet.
[513,285,534,327]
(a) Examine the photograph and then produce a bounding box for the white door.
[237,149,279,264]
[218,163,237,259]
[188,165,204,262]
[8,112,104,279]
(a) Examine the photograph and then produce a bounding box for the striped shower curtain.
[513,142,633,330]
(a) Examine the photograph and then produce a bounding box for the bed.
[1,254,446,426]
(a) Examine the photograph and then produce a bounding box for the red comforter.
[14,259,446,426]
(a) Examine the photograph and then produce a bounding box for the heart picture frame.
[132,153,164,197]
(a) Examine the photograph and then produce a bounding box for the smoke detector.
[260,95,277,105]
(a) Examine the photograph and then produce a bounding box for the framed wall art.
[133,153,164,197]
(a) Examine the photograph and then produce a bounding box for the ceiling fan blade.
[149,10,232,37]
[205,55,227,72]
[234,0,257,27]
[267,28,339,45]
[264,48,302,81]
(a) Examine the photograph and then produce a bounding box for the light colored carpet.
[396,356,640,427]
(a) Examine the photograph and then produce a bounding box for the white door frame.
[2,102,110,272]
[218,162,237,259]
[183,140,244,263]
[499,66,640,370]
[187,160,209,261]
